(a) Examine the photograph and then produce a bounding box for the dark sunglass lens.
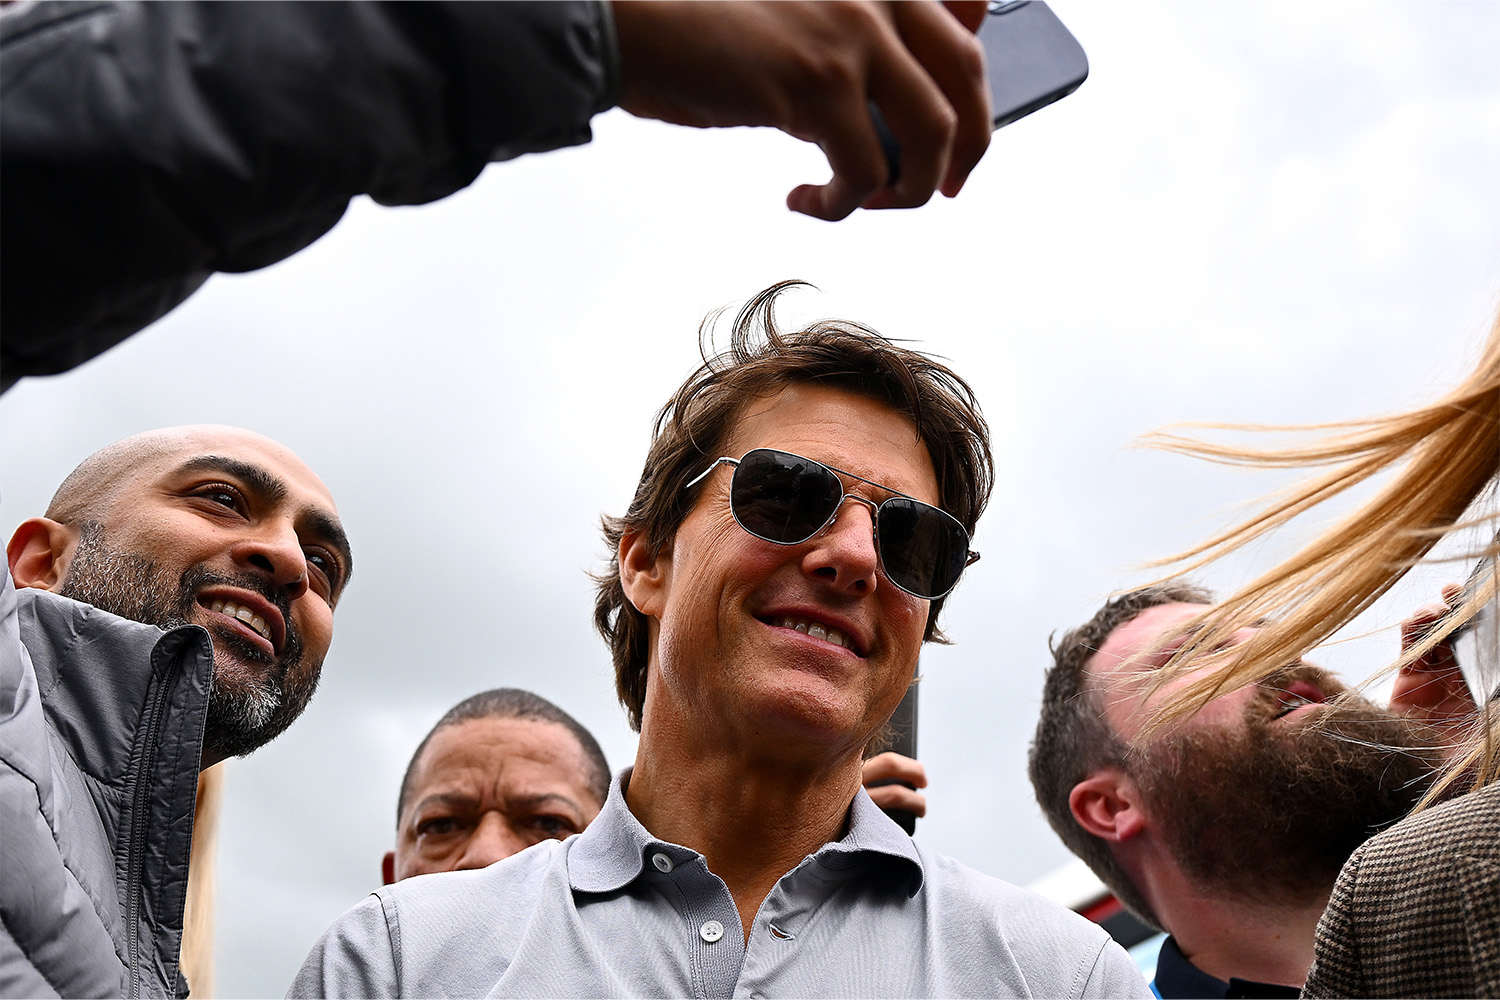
[730,450,843,544]
[877,499,969,598]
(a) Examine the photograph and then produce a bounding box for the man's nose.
[801,498,880,595]
[232,519,309,599]
[455,813,527,871]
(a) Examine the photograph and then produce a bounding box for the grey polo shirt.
[289,771,1149,998]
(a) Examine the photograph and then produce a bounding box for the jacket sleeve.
[1301,841,1367,997]
[0,0,619,390]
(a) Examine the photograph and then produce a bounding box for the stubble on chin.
[57,521,320,759]
[1131,689,1438,906]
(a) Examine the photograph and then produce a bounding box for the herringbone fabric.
[1303,779,1500,998]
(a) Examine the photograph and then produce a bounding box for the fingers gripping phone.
[872,1,1090,184]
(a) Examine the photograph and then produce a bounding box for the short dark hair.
[395,688,610,825]
[1028,582,1215,927]
[594,281,994,731]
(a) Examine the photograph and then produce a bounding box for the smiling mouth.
[771,615,852,651]
[1271,681,1327,719]
[206,599,274,645]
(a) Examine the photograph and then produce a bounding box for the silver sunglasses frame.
[683,448,979,599]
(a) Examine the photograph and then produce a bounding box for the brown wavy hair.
[594,281,993,731]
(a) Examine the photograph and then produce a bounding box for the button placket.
[642,845,744,997]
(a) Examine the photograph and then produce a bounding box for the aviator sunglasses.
[684,447,979,600]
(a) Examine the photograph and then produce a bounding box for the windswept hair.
[594,281,993,731]
[1137,303,1500,804]
[396,689,610,824]
[1029,582,1215,928]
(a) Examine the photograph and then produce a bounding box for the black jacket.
[0,1,618,390]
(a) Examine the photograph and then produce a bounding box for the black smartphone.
[982,1,1090,129]
[873,1,1089,183]
[869,684,920,834]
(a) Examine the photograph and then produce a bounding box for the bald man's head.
[8,425,352,764]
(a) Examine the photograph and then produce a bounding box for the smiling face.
[626,384,936,760]
[47,426,350,762]
[391,716,604,881]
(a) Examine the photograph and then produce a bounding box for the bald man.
[0,425,351,998]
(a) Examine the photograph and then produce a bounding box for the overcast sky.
[3,2,1499,995]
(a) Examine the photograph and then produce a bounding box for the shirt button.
[699,920,725,943]
[651,852,674,873]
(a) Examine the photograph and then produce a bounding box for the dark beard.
[58,521,320,760]
[1132,668,1439,908]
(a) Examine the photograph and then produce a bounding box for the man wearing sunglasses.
[292,283,1148,997]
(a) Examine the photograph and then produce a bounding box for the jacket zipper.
[126,674,173,999]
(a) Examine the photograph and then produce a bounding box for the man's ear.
[618,529,668,618]
[7,518,77,591]
[381,851,396,886]
[1069,769,1147,843]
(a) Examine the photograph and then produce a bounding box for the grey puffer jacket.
[0,570,215,998]
[0,0,619,391]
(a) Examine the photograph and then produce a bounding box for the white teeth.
[775,616,849,650]
[207,600,272,643]
[1276,694,1311,718]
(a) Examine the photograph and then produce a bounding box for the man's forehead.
[1086,602,1212,681]
[719,384,934,498]
[410,718,595,799]
[419,717,586,771]
[147,429,334,502]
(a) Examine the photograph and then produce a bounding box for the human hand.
[1389,584,1478,743]
[862,751,928,816]
[612,1,991,221]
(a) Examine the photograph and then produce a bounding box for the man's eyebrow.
[411,792,478,817]
[1152,615,1272,665]
[509,792,585,812]
[176,455,286,503]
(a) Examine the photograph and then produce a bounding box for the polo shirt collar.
[568,767,924,896]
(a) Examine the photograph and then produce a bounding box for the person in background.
[1032,582,1470,998]
[292,282,1149,997]
[1130,304,1500,997]
[385,687,932,883]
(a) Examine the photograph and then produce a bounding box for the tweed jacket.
[1302,778,1500,998]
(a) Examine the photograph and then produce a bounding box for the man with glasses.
[292,283,1147,997]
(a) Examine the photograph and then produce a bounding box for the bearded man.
[1028,583,1473,998]
[1,425,351,997]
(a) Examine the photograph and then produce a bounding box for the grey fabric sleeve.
[0,0,619,390]
[286,893,401,999]
[1079,936,1155,999]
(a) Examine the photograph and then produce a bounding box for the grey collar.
[568,766,925,898]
